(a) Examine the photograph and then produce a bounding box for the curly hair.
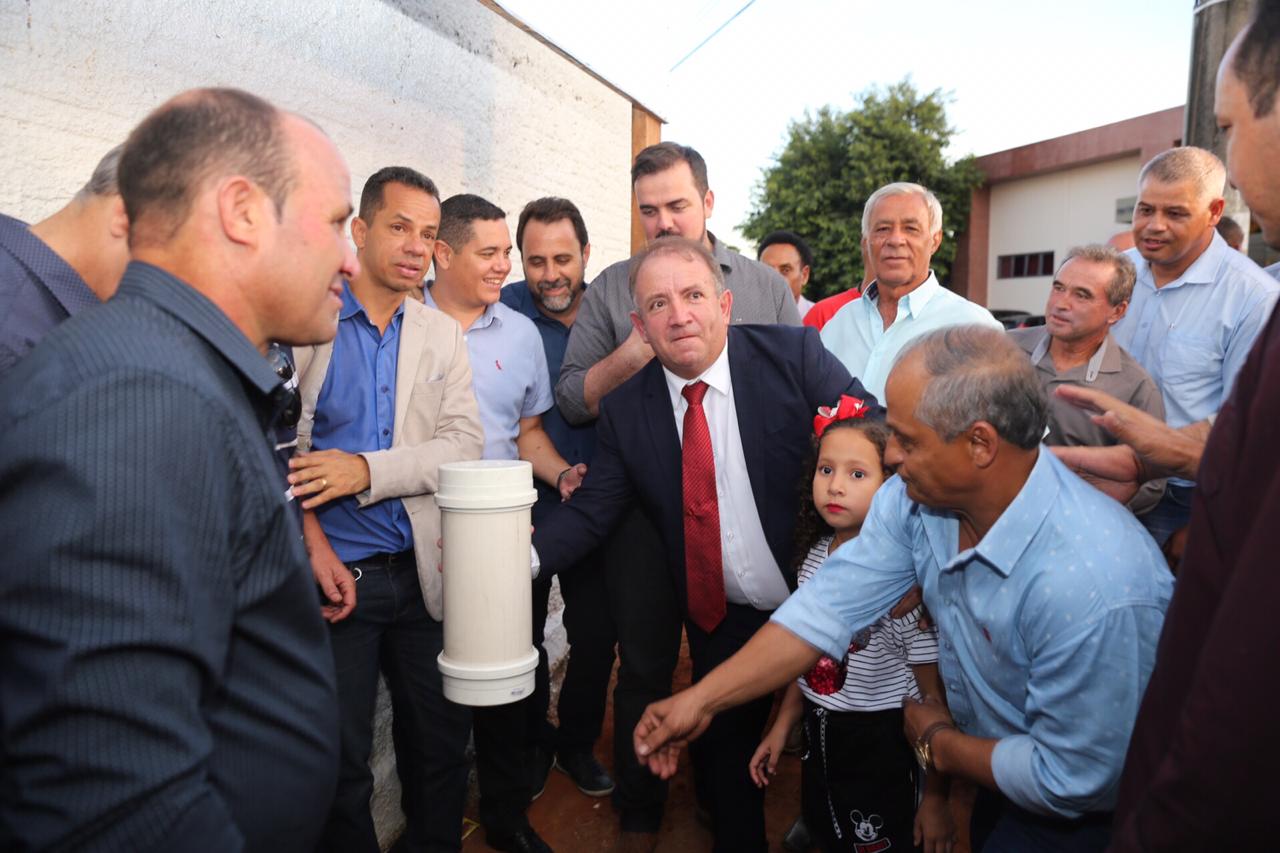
[790,417,892,571]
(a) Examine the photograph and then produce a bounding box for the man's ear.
[968,421,999,469]
[582,242,591,272]
[703,189,715,220]
[433,240,453,272]
[216,176,268,247]
[351,216,368,250]
[929,229,943,255]
[108,195,129,240]
[630,309,649,344]
[1207,197,1226,227]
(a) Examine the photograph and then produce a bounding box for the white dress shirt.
[662,339,792,610]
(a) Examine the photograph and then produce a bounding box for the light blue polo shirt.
[424,287,552,460]
[819,272,1003,400]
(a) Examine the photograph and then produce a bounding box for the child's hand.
[913,788,955,853]
[748,726,788,788]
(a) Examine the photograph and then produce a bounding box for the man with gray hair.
[0,144,130,376]
[1114,145,1278,543]
[633,324,1172,852]
[1010,245,1166,515]
[820,181,1002,400]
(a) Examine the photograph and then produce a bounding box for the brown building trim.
[953,106,1184,304]
[630,106,664,254]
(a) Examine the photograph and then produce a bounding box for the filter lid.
[436,459,538,510]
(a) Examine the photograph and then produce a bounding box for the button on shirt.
[772,450,1172,817]
[663,339,791,610]
[0,213,101,377]
[425,287,552,461]
[1114,232,1278,431]
[819,272,1003,400]
[310,281,413,563]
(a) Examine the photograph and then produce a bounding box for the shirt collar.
[865,271,941,320]
[423,281,499,331]
[1134,230,1231,291]
[941,448,1055,578]
[116,260,281,396]
[338,279,405,327]
[663,334,732,409]
[707,232,733,273]
[1029,329,1120,382]
[0,213,101,317]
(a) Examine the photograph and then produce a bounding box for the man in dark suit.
[533,236,875,853]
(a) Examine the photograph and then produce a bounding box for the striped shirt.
[796,535,938,712]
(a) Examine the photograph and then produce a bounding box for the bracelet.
[556,466,574,488]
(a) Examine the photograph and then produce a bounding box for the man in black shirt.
[0,88,359,851]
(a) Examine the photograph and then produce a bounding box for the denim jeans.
[318,551,471,853]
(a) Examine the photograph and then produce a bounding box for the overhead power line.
[669,0,759,72]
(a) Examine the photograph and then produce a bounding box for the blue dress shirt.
[0,213,101,377]
[311,282,413,562]
[1114,232,1278,430]
[424,286,552,461]
[772,450,1171,818]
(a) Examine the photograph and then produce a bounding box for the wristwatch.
[913,720,956,772]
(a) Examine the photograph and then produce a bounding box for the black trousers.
[800,703,918,853]
[319,551,471,853]
[970,789,1111,852]
[530,504,617,756]
[603,507,684,832]
[475,546,619,838]
[686,603,775,853]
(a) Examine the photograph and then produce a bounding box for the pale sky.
[499,0,1193,248]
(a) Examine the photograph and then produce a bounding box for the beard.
[535,277,580,313]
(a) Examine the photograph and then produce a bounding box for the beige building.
[0,0,662,273]
[954,107,1184,314]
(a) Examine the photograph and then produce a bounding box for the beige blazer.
[293,297,484,620]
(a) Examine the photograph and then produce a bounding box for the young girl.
[751,400,951,852]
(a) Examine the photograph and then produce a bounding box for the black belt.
[347,549,416,570]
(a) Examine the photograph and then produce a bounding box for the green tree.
[742,80,981,299]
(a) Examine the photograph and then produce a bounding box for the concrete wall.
[986,155,1142,313]
[1,1,624,846]
[0,0,634,277]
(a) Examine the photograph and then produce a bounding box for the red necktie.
[681,381,726,633]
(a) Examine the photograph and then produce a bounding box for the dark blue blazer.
[533,324,877,611]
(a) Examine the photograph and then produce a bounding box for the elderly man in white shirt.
[821,182,1002,399]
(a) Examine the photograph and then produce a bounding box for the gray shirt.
[555,233,800,424]
[1010,326,1166,515]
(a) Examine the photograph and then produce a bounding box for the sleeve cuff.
[771,589,853,660]
[991,735,1082,819]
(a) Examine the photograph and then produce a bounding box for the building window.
[997,251,1054,279]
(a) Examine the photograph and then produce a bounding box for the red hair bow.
[813,395,870,437]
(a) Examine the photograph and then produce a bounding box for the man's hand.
[903,693,955,745]
[889,585,923,619]
[914,787,955,853]
[1053,385,1206,481]
[633,689,715,779]
[288,449,371,510]
[1052,444,1143,504]
[311,545,357,623]
[558,463,588,501]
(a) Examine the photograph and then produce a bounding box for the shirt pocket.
[1159,331,1220,389]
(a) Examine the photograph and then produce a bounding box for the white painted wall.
[986,155,1142,313]
[0,1,628,846]
[0,0,634,278]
